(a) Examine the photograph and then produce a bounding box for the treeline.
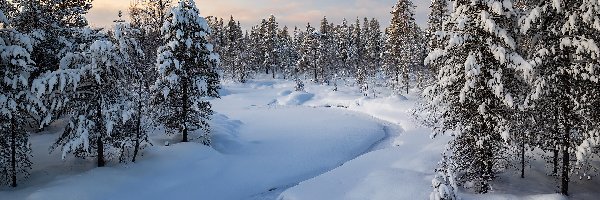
[205,2,429,96]
[422,0,600,199]
[0,0,219,187]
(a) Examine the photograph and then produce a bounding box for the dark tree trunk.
[11,118,17,187]
[553,148,559,175]
[521,139,525,178]
[97,101,105,167]
[404,73,409,94]
[560,125,570,196]
[133,98,143,163]
[97,138,105,167]
[182,79,189,142]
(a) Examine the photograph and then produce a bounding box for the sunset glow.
[87,0,429,29]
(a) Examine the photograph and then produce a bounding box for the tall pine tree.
[423,0,531,193]
[152,0,220,144]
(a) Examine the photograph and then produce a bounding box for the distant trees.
[207,8,428,94]
[383,0,424,94]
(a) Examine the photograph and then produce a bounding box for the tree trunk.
[97,138,105,167]
[521,138,525,178]
[182,79,189,142]
[404,73,409,94]
[133,99,143,163]
[97,101,105,167]
[11,118,17,187]
[560,125,570,196]
[553,148,559,175]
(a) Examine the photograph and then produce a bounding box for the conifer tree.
[423,0,531,193]
[262,15,280,78]
[384,0,418,94]
[44,28,137,167]
[152,0,220,144]
[297,23,319,82]
[426,0,449,74]
[0,16,41,187]
[334,19,351,80]
[522,0,600,195]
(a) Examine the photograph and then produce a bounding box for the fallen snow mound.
[277,91,315,106]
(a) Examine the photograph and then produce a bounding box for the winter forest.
[0,0,599,199]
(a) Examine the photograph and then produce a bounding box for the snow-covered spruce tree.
[384,0,418,94]
[262,15,280,78]
[426,0,449,75]
[279,26,296,80]
[12,0,93,74]
[364,18,383,96]
[423,0,531,193]
[316,16,333,84]
[334,19,351,82]
[128,0,173,85]
[247,25,264,75]
[427,0,449,52]
[152,0,220,144]
[522,0,600,195]
[109,14,151,163]
[40,27,139,167]
[222,16,244,81]
[10,0,93,130]
[349,18,367,95]
[0,17,41,187]
[412,26,431,88]
[297,23,319,82]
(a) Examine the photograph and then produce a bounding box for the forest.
[1,0,599,199]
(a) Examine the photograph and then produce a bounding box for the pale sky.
[87,0,430,30]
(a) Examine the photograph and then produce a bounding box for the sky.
[87,0,430,30]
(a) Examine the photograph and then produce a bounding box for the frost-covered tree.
[522,0,600,195]
[262,15,280,78]
[12,0,93,73]
[8,0,94,130]
[222,16,246,82]
[0,19,41,187]
[334,19,351,80]
[316,16,334,83]
[279,26,296,80]
[426,0,449,74]
[110,15,150,163]
[350,18,367,94]
[384,0,418,94]
[41,28,137,167]
[297,23,319,82]
[423,0,531,193]
[152,0,220,144]
[427,0,449,51]
[364,18,383,95]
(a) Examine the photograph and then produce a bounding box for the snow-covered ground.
[1,77,598,200]
[0,78,396,200]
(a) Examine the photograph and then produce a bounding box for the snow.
[0,78,386,200]
[2,77,600,199]
[276,91,314,106]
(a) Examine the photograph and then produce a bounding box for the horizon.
[86,0,430,30]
